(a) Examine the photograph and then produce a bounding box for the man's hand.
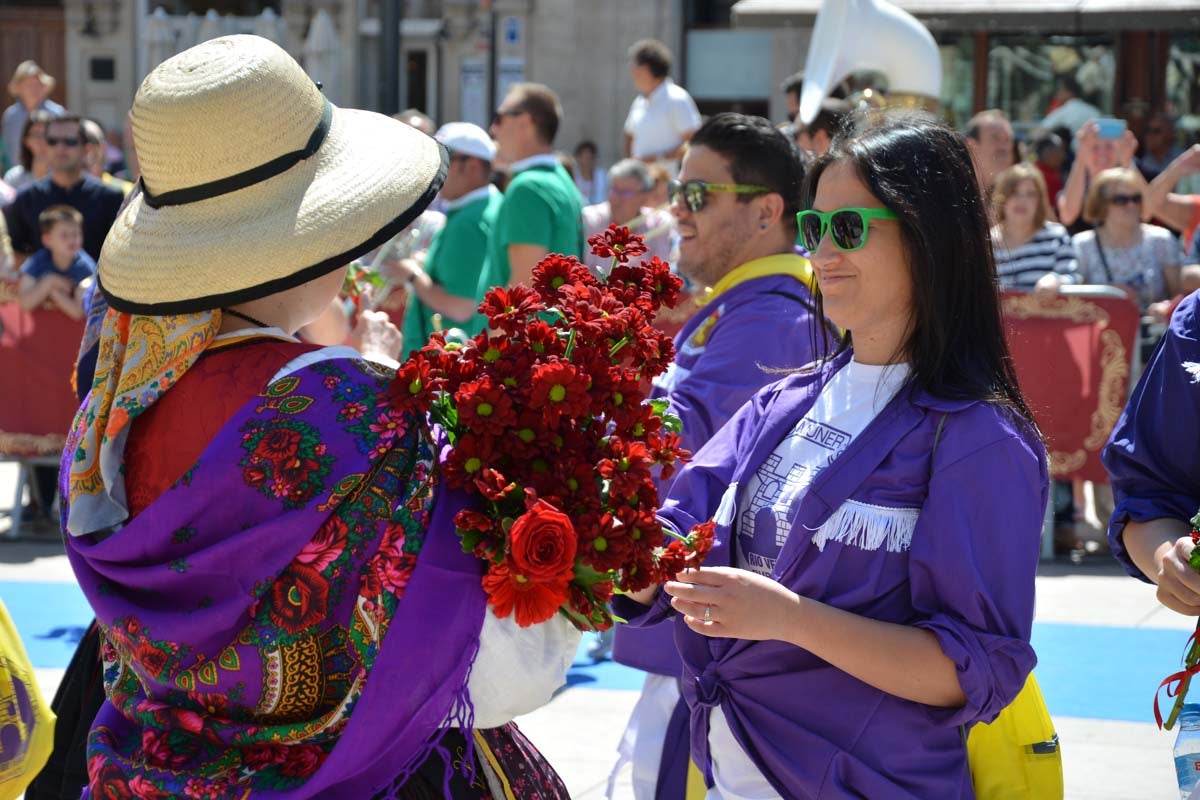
[1155,536,1200,616]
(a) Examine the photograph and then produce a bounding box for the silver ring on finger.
[703,604,712,622]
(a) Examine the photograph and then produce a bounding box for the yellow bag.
[965,672,1063,799]
[0,598,56,800]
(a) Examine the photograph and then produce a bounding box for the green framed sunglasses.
[668,179,770,213]
[796,207,899,252]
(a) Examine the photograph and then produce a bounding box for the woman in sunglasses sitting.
[617,110,1047,798]
[1073,167,1183,322]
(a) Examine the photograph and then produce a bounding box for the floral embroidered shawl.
[62,353,488,799]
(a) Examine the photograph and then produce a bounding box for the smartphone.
[1095,118,1127,139]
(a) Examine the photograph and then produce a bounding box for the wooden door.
[0,5,68,109]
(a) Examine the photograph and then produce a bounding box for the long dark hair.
[18,109,55,172]
[801,110,1039,432]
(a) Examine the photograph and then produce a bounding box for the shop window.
[986,35,1116,137]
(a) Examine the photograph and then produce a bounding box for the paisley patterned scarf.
[65,309,221,536]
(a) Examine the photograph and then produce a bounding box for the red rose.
[268,562,330,634]
[254,428,302,464]
[482,562,570,627]
[509,500,577,581]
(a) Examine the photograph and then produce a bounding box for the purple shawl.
[63,356,488,799]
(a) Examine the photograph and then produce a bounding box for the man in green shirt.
[390,122,502,356]
[486,82,584,290]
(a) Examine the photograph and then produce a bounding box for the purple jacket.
[616,351,1047,798]
[614,272,822,674]
[1105,291,1200,580]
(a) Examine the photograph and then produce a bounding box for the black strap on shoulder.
[139,98,333,209]
[1093,233,1114,283]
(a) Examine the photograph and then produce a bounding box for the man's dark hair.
[805,98,851,140]
[574,140,597,157]
[1034,132,1063,159]
[508,83,562,145]
[781,71,805,98]
[46,113,85,140]
[690,112,806,237]
[628,39,673,80]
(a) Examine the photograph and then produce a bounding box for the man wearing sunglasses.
[4,114,123,268]
[609,113,825,800]
[484,82,583,291]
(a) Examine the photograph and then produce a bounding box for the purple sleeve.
[908,426,1046,727]
[666,303,815,459]
[1103,292,1200,581]
[614,378,783,627]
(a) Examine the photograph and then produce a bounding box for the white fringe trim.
[714,482,739,527]
[811,499,919,553]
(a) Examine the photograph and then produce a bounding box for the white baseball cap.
[434,122,496,163]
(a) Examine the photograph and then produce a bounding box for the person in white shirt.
[624,39,702,177]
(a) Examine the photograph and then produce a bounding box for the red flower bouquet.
[390,226,716,630]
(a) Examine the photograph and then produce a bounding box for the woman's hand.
[1155,535,1200,616]
[350,309,403,365]
[1033,273,1063,298]
[665,566,802,641]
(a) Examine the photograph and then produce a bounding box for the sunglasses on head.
[1107,193,1143,207]
[45,136,81,147]
[667,179,769,213]
[492,108,525,126]
[796,207,899,252]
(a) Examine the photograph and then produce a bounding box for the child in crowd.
[17,204,94,319]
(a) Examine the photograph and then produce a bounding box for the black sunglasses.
[1107,193,1143,207]
[492,108,525,126]
[45,136,81,147]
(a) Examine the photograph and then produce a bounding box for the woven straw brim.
[97,106,447,314]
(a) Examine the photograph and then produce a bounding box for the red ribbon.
[1155,629,1200,729]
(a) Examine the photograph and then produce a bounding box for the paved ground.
[0,462,1188,799]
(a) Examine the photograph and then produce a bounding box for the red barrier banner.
[0,281,85,457]
[1001,290,1141,483]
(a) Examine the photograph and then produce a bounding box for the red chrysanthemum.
[481,561,570,627]
[598,439,655,498]
[391,353,441,414]
[478,285,544,333]
[532,253,594,300]
[442,433,501,489]
[455,377,516,436]
[588,225,648,264]
[529,360,591,422]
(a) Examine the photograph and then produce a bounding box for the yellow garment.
[700,253,815,307]
[966,673,1063,799]
[101,171,134,197]
[0,599,55,800]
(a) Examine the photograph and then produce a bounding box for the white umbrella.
[303,10,340,104]
[144,7,175,78]
[254,7,286,46]
[195,8,224,44]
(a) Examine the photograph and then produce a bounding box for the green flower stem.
[1167,622,1200,731]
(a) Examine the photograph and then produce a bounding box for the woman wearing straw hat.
[2,61,64,176]
[59,35,576,800]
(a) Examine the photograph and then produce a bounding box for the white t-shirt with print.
[706,357,911,800]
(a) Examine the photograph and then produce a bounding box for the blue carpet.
[3,579,1189,724]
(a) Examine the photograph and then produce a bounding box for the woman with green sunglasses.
[619,110,1048,798]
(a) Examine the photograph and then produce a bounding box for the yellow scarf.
[700,253,815,306]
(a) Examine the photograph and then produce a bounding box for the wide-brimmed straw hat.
[98,34,447,314]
